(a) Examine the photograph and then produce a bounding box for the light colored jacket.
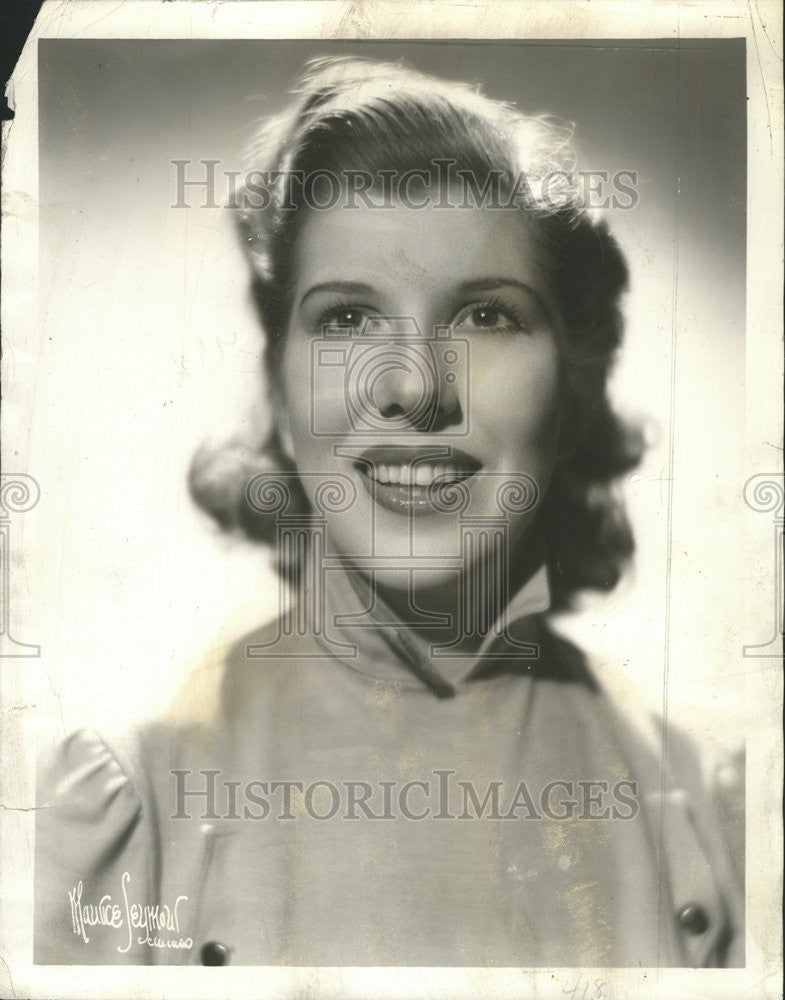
[34,609,744,967]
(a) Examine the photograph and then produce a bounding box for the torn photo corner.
[0,1,782,998]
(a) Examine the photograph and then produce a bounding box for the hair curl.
[189,56,643,610]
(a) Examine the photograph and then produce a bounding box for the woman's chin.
[366,566,462,597]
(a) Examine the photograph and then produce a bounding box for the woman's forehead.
[292,196,548,298]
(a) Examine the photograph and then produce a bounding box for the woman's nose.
[368,340,462,431]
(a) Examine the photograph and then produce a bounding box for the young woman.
[35,57,743,968]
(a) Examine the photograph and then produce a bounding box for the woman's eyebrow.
[298,281,376,309]
[456,278,540,299]
[456,277,552,318]
[296,277,547,312]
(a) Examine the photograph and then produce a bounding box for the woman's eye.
[316,305,378,335]
[328,308,363,327]
[454,303,528,334]
[469,306,501,328]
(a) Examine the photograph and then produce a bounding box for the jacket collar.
[312,557,551,697]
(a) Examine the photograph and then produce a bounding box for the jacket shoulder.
[34,728,156,964]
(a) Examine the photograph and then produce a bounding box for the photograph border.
[1,2,782,998]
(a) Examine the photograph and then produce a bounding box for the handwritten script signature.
[68,871,192,952]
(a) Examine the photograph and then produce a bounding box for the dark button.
[677,903,709,935]
[201,940,230,966]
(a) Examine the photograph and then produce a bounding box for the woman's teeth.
[366,463,468,486]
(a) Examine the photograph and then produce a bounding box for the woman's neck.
[345,531,548,658]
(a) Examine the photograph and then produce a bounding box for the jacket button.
[677,903,709,935]
[200,940,230,966]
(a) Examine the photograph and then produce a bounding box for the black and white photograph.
[0,2,781,997]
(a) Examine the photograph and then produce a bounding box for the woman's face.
[278,192,565,592]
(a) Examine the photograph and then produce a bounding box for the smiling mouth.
[352,447,481,512]
[363,461,475,487]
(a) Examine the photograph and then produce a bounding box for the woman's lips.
[352,447,481,514]
[365,461,472,487]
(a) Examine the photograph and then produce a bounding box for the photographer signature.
[68,871,192,952]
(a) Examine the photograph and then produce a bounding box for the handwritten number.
[562,979,608,1000]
